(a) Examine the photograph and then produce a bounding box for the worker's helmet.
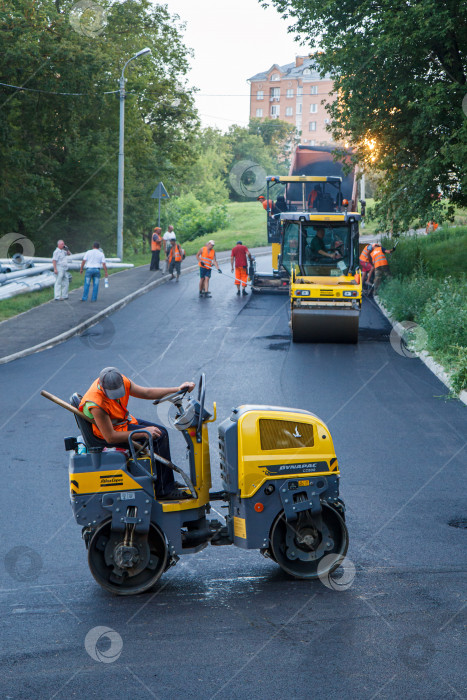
[99,367,125,399]
[367,244,373,252]
[237,240,242,245]
[257,195,265,201]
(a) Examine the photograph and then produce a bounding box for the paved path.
[0,247,271,363]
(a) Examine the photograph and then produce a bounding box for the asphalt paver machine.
[252,174,362,343]
[61,375,349,595]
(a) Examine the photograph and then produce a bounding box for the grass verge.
[378,227,467,394]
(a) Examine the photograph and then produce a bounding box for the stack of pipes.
[0,253,134,300]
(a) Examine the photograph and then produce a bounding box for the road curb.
[374,296,467,406]
[0,250,271,365]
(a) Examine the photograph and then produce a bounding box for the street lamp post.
[117,48,151,260]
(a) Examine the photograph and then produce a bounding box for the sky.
[163,0,306,131]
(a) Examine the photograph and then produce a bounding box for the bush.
[166,194,228,243]
[381,227,467,279]
[378,270,438,321]
[419,277,467,354]
[379,273,467,393]
[450,347,467,395]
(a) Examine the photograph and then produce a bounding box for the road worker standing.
[167,237,185,282]
[359,243,374,291]
[196,240,222,297]
[150,227,162,271]
[370,243,395,293]
[231,240,251,296]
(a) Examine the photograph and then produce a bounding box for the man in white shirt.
[162,225,176,271]
[52,240,71,300]
[79,241,109,302]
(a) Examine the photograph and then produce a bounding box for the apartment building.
[248,56,334,146]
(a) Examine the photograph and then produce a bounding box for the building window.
[270,73,280,81]
[257,90,264,100]
[256,108,263,117]
[303,68,311,75]
[297,103,302,114]
[310,85,318,95]
[324,118,330,124]
[270,87,280,100]
[309,121,317,131]
[271,105,280,116]
[297,86,303,96]
[310,140,316,146]
[286,88,294,98]
[285,107,293,116]
[310,104,317,113]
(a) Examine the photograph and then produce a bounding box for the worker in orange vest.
[196,240,222,297]
[79,367,195,500]
[370,243,395,293]
[150,227,162,271]
[425,221,438,234]
[231,240,252,296]
[167,237,185,282]
[257,196,278,215]
[359,243,374,290]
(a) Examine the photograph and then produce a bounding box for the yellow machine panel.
[236,410,338,498]
[161,425,212,512]
[69,469,143,495]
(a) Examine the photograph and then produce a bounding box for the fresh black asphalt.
[1,256,465,699]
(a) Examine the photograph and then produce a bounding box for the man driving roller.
[79,367,195,500]
[309,227,340,260]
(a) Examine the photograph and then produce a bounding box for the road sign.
[151,182,169,200]
[151,182,170,226]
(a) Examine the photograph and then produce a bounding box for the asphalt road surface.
[1,257,466,700]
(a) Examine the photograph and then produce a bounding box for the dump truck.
[252,147,362,342]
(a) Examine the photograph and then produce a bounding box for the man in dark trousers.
[79,367,195,500]
[150,227,162,271]
[231,240,252,296]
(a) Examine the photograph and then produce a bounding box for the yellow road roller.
[52,375,349,595]
[252,175,362,342]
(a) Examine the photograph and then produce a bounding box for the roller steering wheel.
[196,373,206,442]
[152,387,188,406]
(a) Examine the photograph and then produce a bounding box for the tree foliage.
[0,0,199,256]
[263,0,467,229]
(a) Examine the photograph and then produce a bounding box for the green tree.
[181,127,231,205]
[249,117,299,162]
[263,0,467,229]
[0,0,199,257]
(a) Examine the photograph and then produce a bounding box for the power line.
[0,81,119,96]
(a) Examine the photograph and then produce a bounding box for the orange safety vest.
[359,244,373,265]
[370,246,389,268]
[151,231,162,251]
[79,375,138,440]
[168,243,182,263]
[199,246,215,269]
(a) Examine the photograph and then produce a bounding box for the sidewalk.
[0,247,271,364]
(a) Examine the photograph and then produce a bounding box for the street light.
[117,47,152,260]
